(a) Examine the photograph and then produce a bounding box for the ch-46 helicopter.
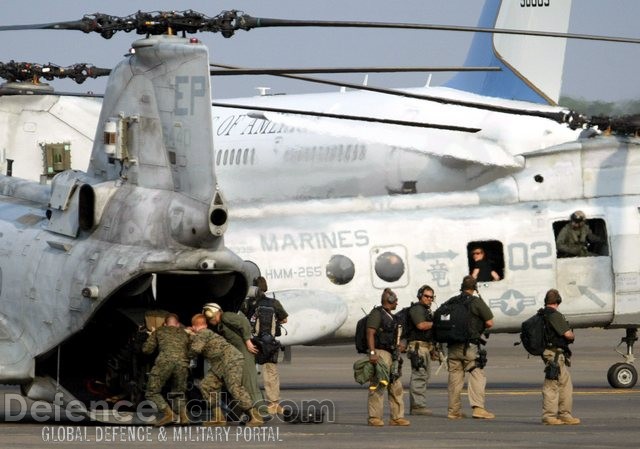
[1,0,640,397]
[0,16,353,423]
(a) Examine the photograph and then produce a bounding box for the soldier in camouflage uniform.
[142,313,190,426]
[202,303,264,409]
[189,314,263,427]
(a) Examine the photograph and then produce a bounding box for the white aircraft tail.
[445,0,572,105]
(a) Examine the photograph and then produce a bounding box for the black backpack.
[433,294,473,344]
[520,308,548,356]
[355,313,370,354]
[394,305,414,339]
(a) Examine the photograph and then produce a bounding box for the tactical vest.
[374,307,398,351]
[406,302,434,342]
[543,308,570,351]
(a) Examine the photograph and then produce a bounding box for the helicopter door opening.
[466,240,505,283]
[553,218,614,327]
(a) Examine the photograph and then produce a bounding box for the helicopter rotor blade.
[2,11,639,44]
[210,63,572,125]
[0,20,89,32]
[237,16,640,45]
[209,66,501,76]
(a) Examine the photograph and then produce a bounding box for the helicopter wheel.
[607,362,638,389]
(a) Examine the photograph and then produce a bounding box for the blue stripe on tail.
[444,0,549,104]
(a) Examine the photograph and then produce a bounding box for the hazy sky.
[0,0,637,102]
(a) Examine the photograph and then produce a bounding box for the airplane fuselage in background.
[0,87,581,203]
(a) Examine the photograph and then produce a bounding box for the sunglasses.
[422,294,435,299]
[472,251,483,255]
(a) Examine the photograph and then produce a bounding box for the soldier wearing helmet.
[556,210,602,257]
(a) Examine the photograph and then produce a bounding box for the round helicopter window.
[326,254,355,285]
[374,251,405,282]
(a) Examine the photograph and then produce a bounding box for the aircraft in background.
[0,0,589,203]
[226,130,640,389]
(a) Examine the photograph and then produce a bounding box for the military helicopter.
[0,14,262,422]
[0,2,639,416]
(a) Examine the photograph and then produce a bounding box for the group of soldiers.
[364,275,579,427]
[141,276,288,427]
[363,210,595,426]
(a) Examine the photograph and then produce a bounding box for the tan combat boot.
[542,417,564,425]
[472,407,495,419]
[154,406,176,427]
[202,407,227,427]
[246,407,264,427]
[178,407,190,425]
[267,402,284,415]
[389,417,411,426]
[558,414,581,425]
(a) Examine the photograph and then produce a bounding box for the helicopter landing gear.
[607,328,638,389]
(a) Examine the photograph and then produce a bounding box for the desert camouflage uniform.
[142,325,190,412]
[190,328,253,411]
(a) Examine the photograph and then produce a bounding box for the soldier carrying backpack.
[434,275,495,420]
[240,276,288,415]
[363,288,410,428]
[538,289,580,426]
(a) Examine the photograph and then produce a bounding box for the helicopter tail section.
[88,35,217,204]
[445,0,572,105]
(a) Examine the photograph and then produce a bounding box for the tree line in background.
[560,96,640,117]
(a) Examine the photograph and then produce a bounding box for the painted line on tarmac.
[482,389,640,396]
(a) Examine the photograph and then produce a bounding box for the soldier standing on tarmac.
[241,276,289,415]
[407,285,436,416]
[366,288,410,427]
[446,276,495,420]
[540,289,580,426]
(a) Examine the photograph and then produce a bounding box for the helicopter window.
[326,254,355,285]
[235,150,242,165]
[216,150,222,166]
[42,142,71,177]
[229,149,235,165]
[250,148,256,165]
[467,240,504,282]
[242,148,249,164]
[223,150,229,165]
[553,218,609,258]
[374,251,405,283]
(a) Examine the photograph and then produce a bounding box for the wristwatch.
[369,350,376,356]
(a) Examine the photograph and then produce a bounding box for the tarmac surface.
[1,327,639,448]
